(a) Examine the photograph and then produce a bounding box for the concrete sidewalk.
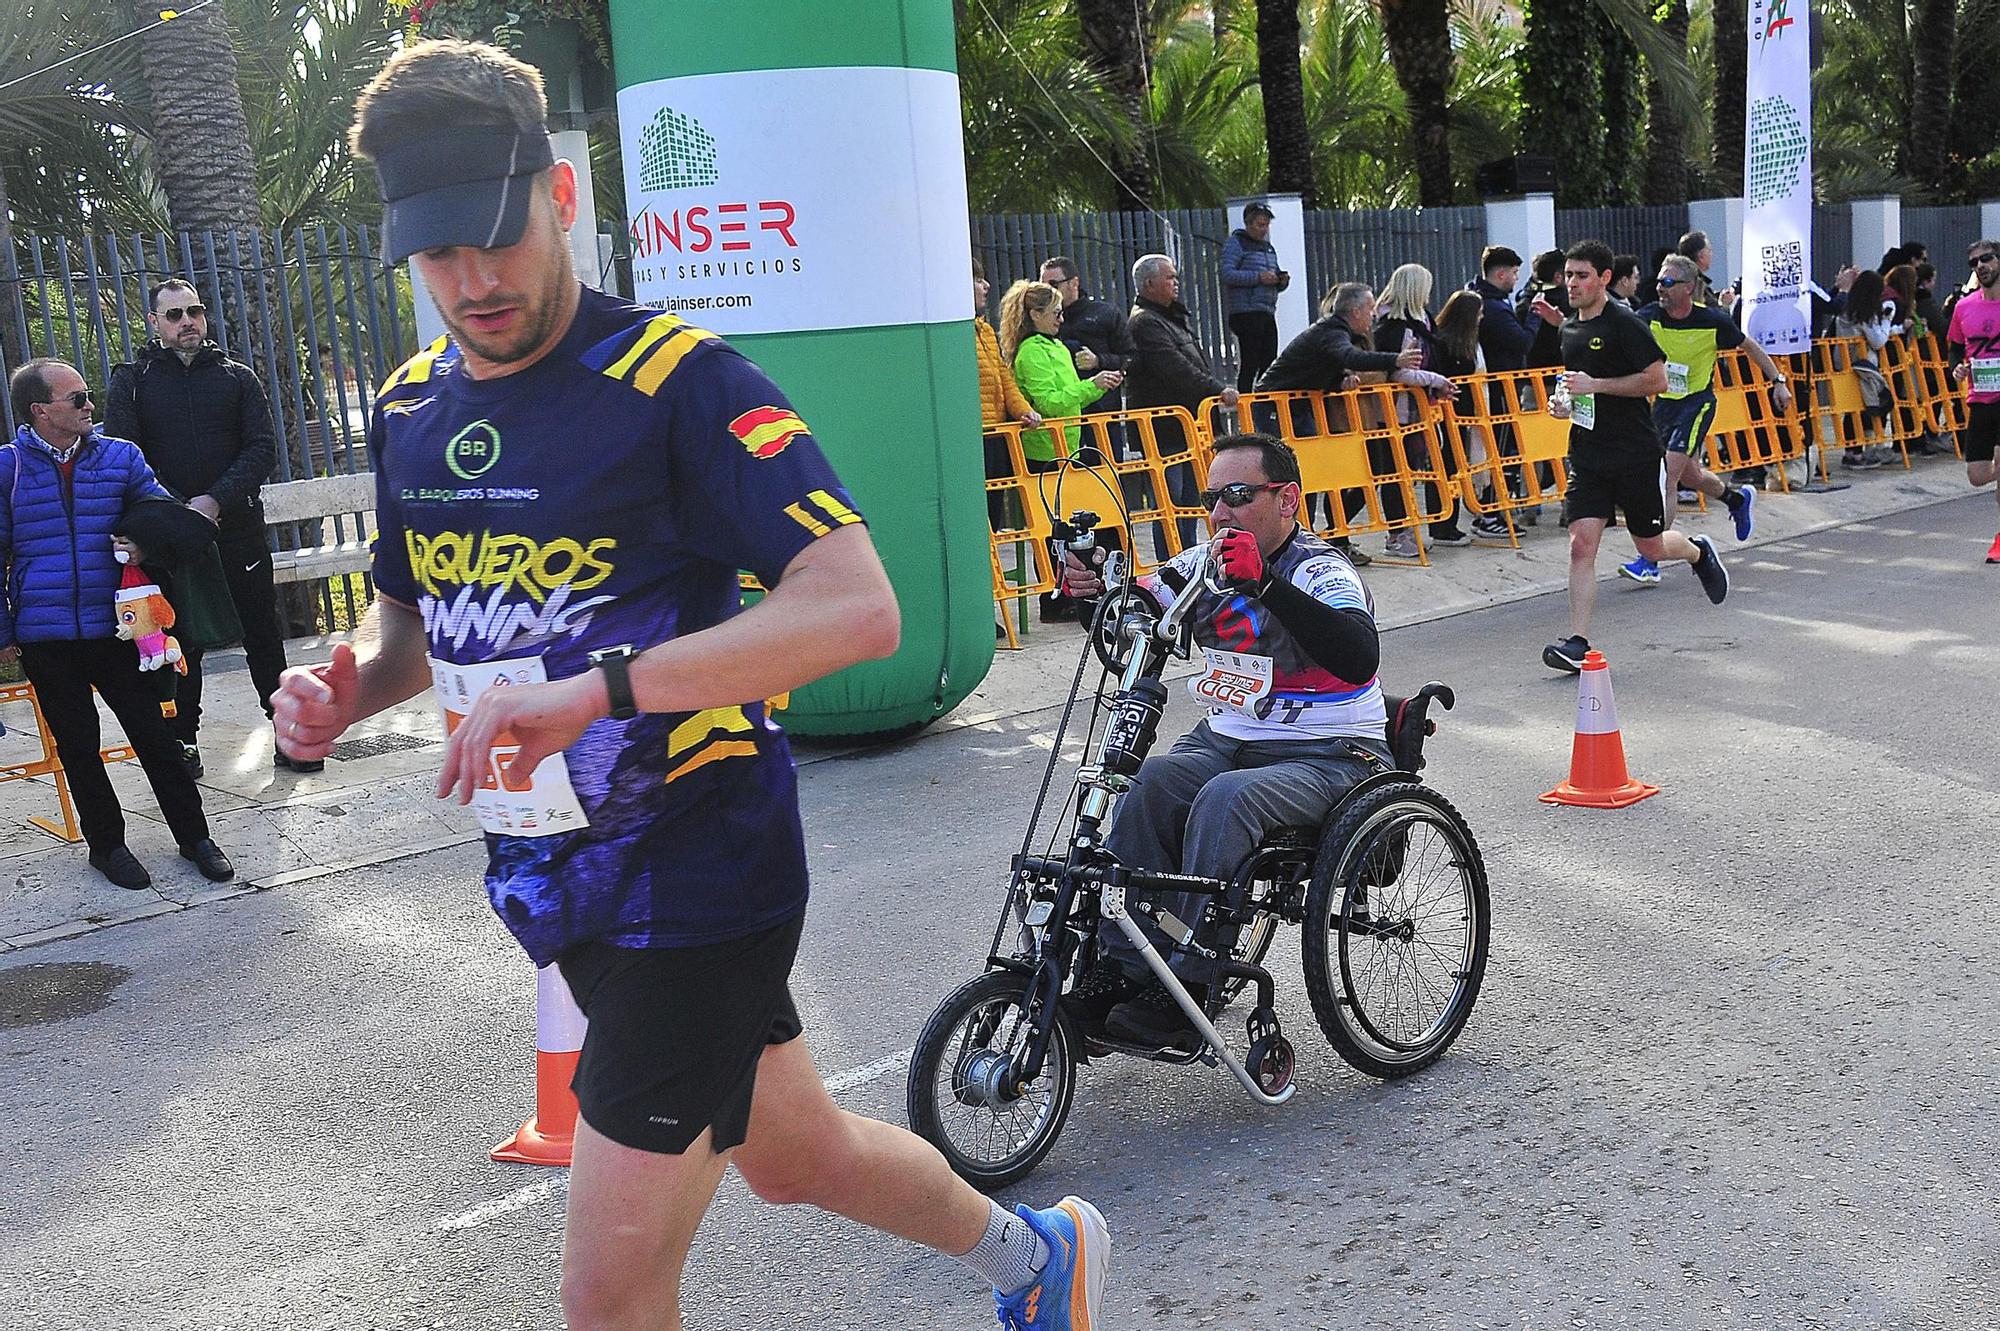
[0,451,1985,951]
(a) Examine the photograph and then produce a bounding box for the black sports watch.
[588,644,640,721]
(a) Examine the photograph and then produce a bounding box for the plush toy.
[114,555,186,674]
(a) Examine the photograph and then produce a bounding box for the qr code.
[1761,241,1804,290]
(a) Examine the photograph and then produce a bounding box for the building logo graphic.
[638,107,719,191]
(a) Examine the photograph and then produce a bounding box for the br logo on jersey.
[729,405,811,460]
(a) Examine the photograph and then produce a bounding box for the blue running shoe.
[1618,556,1660,585]
[1731,484,1756,541]
[994,1196,1110,1330]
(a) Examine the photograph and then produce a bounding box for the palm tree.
[1074,0,1159,208]
[1255,0,1315,204]
[125,0,260,231]
[1643,0,1689,203]
[1711,0,1745,194]
[1903,0,1954,194]
[1375,0,1456,205]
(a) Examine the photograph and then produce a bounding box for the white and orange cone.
[491,964,587,1167]
[1540,649,1659,808]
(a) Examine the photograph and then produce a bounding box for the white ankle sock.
[958,1200,1051,1295]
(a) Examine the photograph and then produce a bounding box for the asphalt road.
[3,494,1996,1331]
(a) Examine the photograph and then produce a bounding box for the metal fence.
[1903,205,1984,274]
[1,225,415,476]
[1812,205,1853,287]
[1,225,415,631]
[1302,206,1488,297]
[1554,205,1689,266]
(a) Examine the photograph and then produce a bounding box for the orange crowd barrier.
[1205,384,1454,563]
[1705,346,1808,488]
[0,682,142,843]
[1440,370,1570,546]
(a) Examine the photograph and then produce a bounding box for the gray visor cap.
[375,127,556,267]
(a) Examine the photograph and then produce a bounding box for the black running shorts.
[556,911,805,1155]
[1564,452,1668,538]
[1964,401,2000,464]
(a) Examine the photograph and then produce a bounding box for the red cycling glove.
[1214,527,1267,593]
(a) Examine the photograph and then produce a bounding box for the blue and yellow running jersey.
[1633,301,1746,400]
[368,286,864,964]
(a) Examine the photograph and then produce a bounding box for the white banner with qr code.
[1740,0,1812,354]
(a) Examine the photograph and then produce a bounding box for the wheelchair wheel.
[1301,783,1489,1079]
[906,971,1078,1191]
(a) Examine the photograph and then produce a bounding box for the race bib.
[1571,392,1597,431]
[430,653,591,838]
[1664,361,1690,396]
[1974,358,2000,394]
[1188,648,1273,718]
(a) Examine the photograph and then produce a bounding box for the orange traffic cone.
[1540,649,1659,808]
[491,964,586,1167]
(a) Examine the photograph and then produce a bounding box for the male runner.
[273,41,1105,1331]
[1542,241,1730,674]
[1618,253,1793,584]
[1945,238,2000,563]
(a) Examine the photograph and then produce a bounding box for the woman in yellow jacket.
[975,258,1041,533]
[999,280,1124,467]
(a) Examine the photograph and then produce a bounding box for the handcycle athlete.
[907,431,1488,1187]
[1057,433,1392,1048]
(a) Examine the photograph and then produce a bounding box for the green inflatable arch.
[608,1,991,738]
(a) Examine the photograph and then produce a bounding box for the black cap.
[375,127,556,266]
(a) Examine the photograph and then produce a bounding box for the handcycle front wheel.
[1301,782,1490,1079]
[906,971,1079,1191]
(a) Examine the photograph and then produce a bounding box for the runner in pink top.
[1945,239,2000,562]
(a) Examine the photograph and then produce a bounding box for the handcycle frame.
[984,531,1456,1107]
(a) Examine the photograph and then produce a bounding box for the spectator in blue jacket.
[1,359,233,891]
[1220,201,1290,392]
[1466,246,1531,372]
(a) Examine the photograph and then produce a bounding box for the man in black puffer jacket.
[103,278,308,776]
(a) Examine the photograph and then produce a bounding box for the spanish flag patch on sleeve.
[729,405,812,460]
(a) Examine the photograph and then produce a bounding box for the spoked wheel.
[906,971,1078,1191]
[1302,783,1489,1079]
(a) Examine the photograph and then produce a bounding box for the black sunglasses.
[1200,481,1284,508]
[41,389,92,410]
[1971,254,1998,268]
[158,304,206,322]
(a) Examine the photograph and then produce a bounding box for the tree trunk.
[1711,0,1746,195]
[127,0,260,232]
[1904,0,1955,195]
[1075,0,1157,211]
[1256,0,1316,205]
[1643,0,1690,204]
[0,162,26,373]
[1378,0,1457,206]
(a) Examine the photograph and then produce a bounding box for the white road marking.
[821,1047,912,1095]
[436,1173,568,1231]
[432,1046,917,1231]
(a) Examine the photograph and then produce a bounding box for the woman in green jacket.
[998,280,1124,466]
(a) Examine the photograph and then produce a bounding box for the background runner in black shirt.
[1542,241,1731,674]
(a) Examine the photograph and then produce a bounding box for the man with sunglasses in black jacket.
[104,278,306,777]
[1059,432,1387,1049]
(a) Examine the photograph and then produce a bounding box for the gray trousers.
[1101,720,1389,985]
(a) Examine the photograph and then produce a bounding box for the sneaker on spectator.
[1676,487,1700,506]
[1690,534,1729,604]
[1618,557,1660,585]
[1382,531,1420,560]
[1841,450,1883,470]
[1728,484,1755,542]
[1429,525,1472,548]
[1470,515,1512,542]
[1331,539,1370,568]
[1542,634,1589,674]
